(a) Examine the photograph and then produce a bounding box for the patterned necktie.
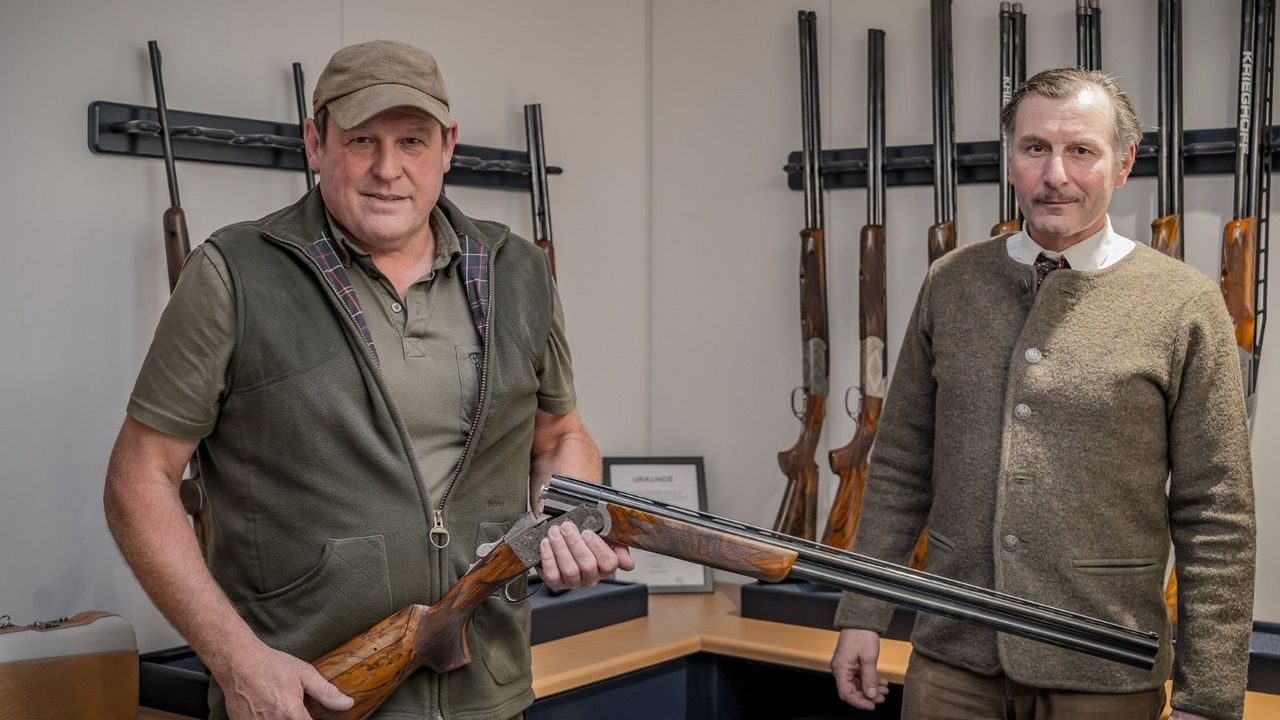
[1034,252,1070,287]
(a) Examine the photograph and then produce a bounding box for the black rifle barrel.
[1091,0,1103,70]
[1235,0,1259,218]
[998,2,1013,223]
[1157,0,1170,214]
[1247,0,1273,214]
[524,104,552,246]
[1013,3,1026,85]
[1171,0,1184,219]
[807,11,824,226]
[798,11,816,229]
[147,41,180,208]
[1076,0,1090,69]
[869,29,886,227]
[292,63,315,190]
[931,0,945,222]
[542,476,1159,669]
[944,0,957,222]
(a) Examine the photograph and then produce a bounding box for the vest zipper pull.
[430,509,451,549]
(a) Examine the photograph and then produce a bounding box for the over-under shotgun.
[304,476,1160,720]
[823,29,888,551]
[774,10,829,541]
[1222,0,1275,419]
[148,40,209,552]
[524,103,556,278]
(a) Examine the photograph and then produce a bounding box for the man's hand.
[537,520,635,590]
[831,628,888,710]
[214,641,353,720]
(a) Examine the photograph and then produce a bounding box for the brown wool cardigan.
[834,237,1256,719]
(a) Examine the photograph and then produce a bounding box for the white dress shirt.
[1005,216,1136,271]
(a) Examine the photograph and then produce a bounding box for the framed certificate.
[603,456,713,593]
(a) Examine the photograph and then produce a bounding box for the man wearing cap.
[104,39,626,720]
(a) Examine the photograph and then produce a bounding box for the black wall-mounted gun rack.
[784,126,1280,190]
[88,100,562,191]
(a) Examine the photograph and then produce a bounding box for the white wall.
[0,0,649,652]
[1,0,1276,657]
[649,0,1280,624]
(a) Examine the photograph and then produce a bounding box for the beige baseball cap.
[312,39,451,129]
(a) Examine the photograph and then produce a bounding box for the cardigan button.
[1013,403,1032,420]
[1003,534,1020,550]
[1024,347,1043,364]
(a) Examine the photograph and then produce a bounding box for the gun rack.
[784,126,1280,190]
[88,100,562,191]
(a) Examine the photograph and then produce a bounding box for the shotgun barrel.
[928,0,957,263]
[1153,0,1184,259]
[1090,0,1103,70]
[994,1,1020,236]
[292,62,315,190]
[545,477,1159,670]
[524,103,555,277]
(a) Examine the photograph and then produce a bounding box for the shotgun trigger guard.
[790,386,806,419]
[499,574,543,604]
[844,386,862,423]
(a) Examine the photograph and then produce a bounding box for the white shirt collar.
[1006,216,1135,271]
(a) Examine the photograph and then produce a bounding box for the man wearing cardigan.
[830,68,1255,719]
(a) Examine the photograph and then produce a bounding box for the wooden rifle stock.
[306,544,527,719]
[304,505,608,719]
[163,206,190,292]
[927,220,955,265]
[1151,214,1182,259]
[990,218,1021,237]
[1221,217,1258,358]
[776,225,829,540]
[823,224,886,550]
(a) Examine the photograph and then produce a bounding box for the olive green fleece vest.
[198,189,553,719]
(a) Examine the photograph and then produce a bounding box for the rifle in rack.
[774,10,829,541]
[524,103,555,278]
[823,29,888,551]
[303,476,1160,720]
[1222,0,1275,419]
[148,41,210,555]
[293,62,315,190]
[1153,0,1184,259]
[929,0,957,263]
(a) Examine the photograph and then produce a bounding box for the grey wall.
[0,0,1275,655]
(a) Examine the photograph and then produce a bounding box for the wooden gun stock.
[823,224,887,550]
[536,237,556,278]
[927,221,955,264]
[1151,214,1182,259]
[989,218,1021,237]
[775,225,829,540]
[823,396,880,549]
[1220,217,1258,356]
[306,543,529,719]
[163,206,190,292]
[775,393,825,540]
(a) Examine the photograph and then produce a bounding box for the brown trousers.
[901,652,1165,720]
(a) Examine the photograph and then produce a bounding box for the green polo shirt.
[128,205,577,501]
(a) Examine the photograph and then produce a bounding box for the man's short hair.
[999,67,1143,160]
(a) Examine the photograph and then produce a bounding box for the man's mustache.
[1032,192,1080,203]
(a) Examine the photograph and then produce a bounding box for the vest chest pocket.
[457,344,483,434]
